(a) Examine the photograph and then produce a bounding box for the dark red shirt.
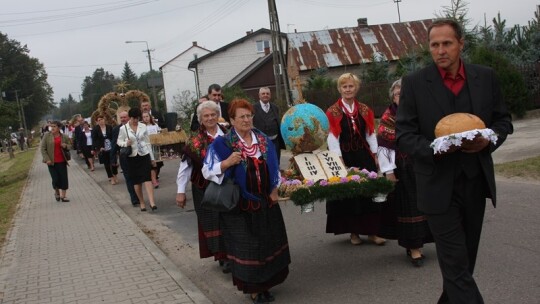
[437,60,466,95]
[53,135,64,163]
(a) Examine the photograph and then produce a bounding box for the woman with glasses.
[176,101,228,267]
[377,79,433,266]
[203,99,290,304]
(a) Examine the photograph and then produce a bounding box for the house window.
[256,40,270,53]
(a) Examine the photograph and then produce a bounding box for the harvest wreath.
[278,167,394,206]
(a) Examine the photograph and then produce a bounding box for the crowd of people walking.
[36,19,514,304]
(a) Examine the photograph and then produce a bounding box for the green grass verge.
[0,148,36,250]
[494,155,540,181]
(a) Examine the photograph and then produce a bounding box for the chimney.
[264,47,270,55]
[192,41,198,47]
[357,18,368,27]
[246,29,254,36]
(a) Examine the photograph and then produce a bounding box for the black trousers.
[48,162,68,190]
[427,172,487,304]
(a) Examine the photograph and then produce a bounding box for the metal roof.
[287,19,433,71]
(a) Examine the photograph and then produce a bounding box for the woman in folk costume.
[377,79,433,266]
[176,101,228,264]
[325,72,386,246]
[202,99,290,304]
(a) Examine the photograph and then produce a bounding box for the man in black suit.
[190,84,230,131]
[141,100,166,129]
[396,19,513,303]
[111,110,139,206]
[252,87,284,164]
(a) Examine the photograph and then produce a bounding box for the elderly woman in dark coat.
[176,101,228,263]
[377,79,433,266]
[202,98,290,304]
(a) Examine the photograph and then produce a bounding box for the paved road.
[83,116,540,303]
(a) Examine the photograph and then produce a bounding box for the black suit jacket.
[91,125,114,151]
[190,101,230,132]
[396,63,513,214]
[149,110,166,129]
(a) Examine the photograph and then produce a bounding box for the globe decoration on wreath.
[280,103,329,154]
[278,102,394,213]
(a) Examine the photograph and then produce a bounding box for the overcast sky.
[3,0,538,104]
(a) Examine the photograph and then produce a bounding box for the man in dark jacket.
[252,87,284,164]
[190,84,230,132]
[111,110,139,206]
[396,19,513,304]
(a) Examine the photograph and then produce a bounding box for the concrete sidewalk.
[0,153,211,304]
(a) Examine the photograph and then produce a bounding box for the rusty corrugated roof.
[288,19,433,71]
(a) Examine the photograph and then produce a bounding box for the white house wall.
[196,33,278,97]
[161,47,210,113]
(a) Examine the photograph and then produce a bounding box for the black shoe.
[60,198,70,202]
[250,293,268,304]
[262,291,275,302]
[222,261,231,274]
[132,201,140,206]
[54,192,60,202]
[411,256,425,267]
[151,205,157,211]
[140,208,147,212]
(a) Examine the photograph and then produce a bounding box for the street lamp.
[125,40,154,71]
[125,40,159,110]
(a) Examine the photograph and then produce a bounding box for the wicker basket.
[148,129,188,146]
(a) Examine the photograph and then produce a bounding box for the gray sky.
[3,0,538,104]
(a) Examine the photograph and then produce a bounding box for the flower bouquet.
[278,167,394,207]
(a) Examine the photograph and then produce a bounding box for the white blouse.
[117,122,154,160]
[176,128,225,194]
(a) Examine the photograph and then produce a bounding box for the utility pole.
[15,90,28,139]
[394,0,402,23]
[267,0,292,106]
[125,40,159,111]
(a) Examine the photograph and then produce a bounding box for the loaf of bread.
[434,113,486,138]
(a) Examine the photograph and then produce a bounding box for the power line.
[292,0,391,9]
[10,1,215,38]
[1,1,156,26]
[0,0,147,15]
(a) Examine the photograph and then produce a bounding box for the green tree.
[361,54,390,83]
[121,62,138,87]
[222,85,251,103]
[172,90,198,132]
[436,0,478,54]
[393,47,432,78]
[0,32,54,130]
[469,45,529,117]
[302,69,339,110]
[138,70,165,111]
[80,68,117,116]
[52,94,79,121]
